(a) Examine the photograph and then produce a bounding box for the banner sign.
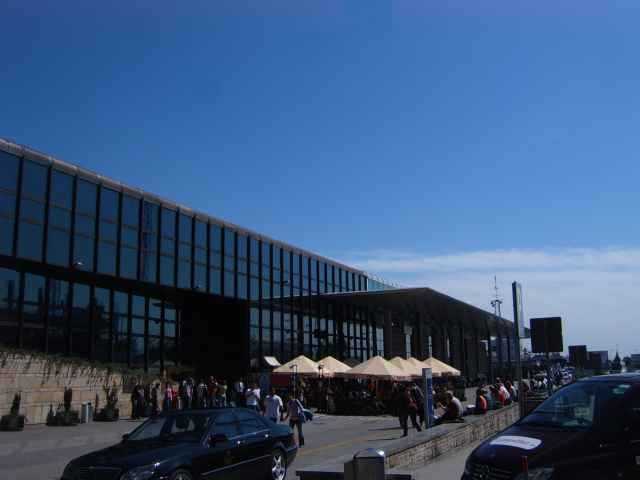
[423,367,434,428]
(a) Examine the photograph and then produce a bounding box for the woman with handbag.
[284,393,306,447]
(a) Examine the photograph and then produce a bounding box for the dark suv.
[463,373,640,480]
[61,408,297,480]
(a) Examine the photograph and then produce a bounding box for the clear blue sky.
[3,1,640,256]
[3,2,640,355]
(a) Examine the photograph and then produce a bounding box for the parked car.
[462,373,640,480]
[61,408,297,480]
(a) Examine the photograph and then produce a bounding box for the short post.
[422,367,434,428]
[351,448,385,480]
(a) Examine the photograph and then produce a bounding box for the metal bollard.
[352,448,385,480]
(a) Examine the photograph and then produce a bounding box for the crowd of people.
[128,377,309,447]
[473,377,519,415]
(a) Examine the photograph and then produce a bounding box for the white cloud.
[341,247,640,358]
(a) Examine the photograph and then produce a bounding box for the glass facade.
[0,146,376,369]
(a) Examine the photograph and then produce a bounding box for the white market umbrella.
[339,356,410,381]
[422,356,461,377]
[318,356,351,378]
[273,355,319,376]
[389,356,422,378]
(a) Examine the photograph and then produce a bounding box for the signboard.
[512,282,526,339]
[422,368,434,428]
[530,317,563,353]
[569,345,588,368]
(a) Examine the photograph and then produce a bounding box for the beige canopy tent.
[272,355,319,376]
[339,355,410,381]
[422,356,461,376]
[318,356,351,377]
[389,356,422,378]
[405,357,439,377]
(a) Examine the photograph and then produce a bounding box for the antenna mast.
[490,275,503,318]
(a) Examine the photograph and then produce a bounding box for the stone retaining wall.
[386,404,520,469]
[0,352,151,424]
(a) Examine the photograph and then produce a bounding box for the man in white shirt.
[264,387,283,423]
[245,383,261,412]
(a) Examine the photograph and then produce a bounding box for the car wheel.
[169,468,193,480]
[270,449,287,480]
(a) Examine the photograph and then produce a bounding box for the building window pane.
[50,170,73,206]
[209,224,222,252]
[160,256,175,286]
[47,278,69,354]
[100,188,119,221]
[0,151,20,191]
[237,273,247,300]
[21,160,47,200]
[0,268,20,347]
[209,268,221,295]
[70,283,91,357]
[122,195,139,227]
[0,217,12,256]
[94,287,111,362]
[17,222,43,261]
[97,242,117,276]
[224,271,235,297]
[112,291,129,363]
[178,260,191,289]
[131,336,144,367]
[45,228,69,266]
[76,179,97,216]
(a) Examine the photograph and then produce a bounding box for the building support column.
[496,332,504,379]
[473,328,481,380]
[416,319,422,359]
[459,323,468,380]
[486,327,493,383]
[384,310,392,359]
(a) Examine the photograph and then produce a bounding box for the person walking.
[233,378,245,407]
[284,393,305,447]
[163,382,173,412]
[150,383,160,416]
[245,383,261,412]
[264,387,283,423]
[410,383,425,426]
[397,388,421,437]
[136,385,146,418]
[217,380,228,407]
[130,385,139,420]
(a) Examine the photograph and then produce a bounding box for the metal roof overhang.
[319,287,518,336]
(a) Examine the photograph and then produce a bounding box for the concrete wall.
[0,352,149,424]
[386,404,520,470]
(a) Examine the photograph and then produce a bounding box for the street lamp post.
[290,364,298,398]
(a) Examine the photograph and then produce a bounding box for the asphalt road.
[0,413,404,480]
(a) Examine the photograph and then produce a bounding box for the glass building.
[0,139,516,380]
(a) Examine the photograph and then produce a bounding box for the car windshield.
[520,381,631,430]
[127,412,213,443]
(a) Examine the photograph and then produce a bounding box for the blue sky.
[3,1,640,356]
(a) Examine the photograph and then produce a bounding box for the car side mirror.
[121,433,130,442]
[208,433,228,446]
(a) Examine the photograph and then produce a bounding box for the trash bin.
[80,402,89,423]
[353,448,385,480]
